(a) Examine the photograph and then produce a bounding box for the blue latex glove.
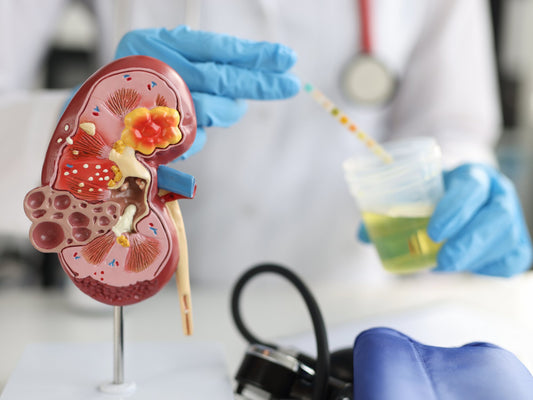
[428,163,532,277]
[115,25,300,159]
[357,223,371,243]
[357,163,532,277]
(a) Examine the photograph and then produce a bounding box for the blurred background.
[2,0,533,289]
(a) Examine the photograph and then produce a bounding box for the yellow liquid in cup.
[362,208,442,274]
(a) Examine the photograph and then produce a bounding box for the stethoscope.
[341,0,397,106]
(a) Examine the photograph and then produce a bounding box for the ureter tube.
[163,196,193,336]
[304,83,393,164]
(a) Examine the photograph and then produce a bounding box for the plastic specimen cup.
[343,137,444,273]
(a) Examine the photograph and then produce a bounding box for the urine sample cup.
[343,137,444,274]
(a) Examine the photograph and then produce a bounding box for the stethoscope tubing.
[359,0,372,54]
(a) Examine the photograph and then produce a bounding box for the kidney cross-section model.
[24,56,197,310]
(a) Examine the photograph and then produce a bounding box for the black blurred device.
[231,264,354,400]
[235,343,353,400]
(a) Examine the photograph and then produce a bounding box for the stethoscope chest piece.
[341,54,396,106]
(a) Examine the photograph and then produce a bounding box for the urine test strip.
[304,83,393,164]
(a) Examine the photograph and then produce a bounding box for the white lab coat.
[1,0,500,287]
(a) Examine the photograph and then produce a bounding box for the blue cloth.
[353,327,533,399]
[115,25,300,159]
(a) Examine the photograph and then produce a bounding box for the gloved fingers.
[188,61,300,99]
[470,184,533,276]
[434,195,520,273]
[176,127,206,160]
[191,92,248,128]
[357,222,371,243]
[116,28,301,100]
[471,244,532,278]
[428,164,491,242]
[158,26,297,72]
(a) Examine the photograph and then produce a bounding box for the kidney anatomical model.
[24,56,197,332]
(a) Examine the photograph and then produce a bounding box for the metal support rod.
[113,305,124,385]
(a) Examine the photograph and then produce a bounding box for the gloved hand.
[357,163,532,277]
[115,25,300,159]
[427,163,532,277]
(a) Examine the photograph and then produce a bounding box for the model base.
[0,341,234,399]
